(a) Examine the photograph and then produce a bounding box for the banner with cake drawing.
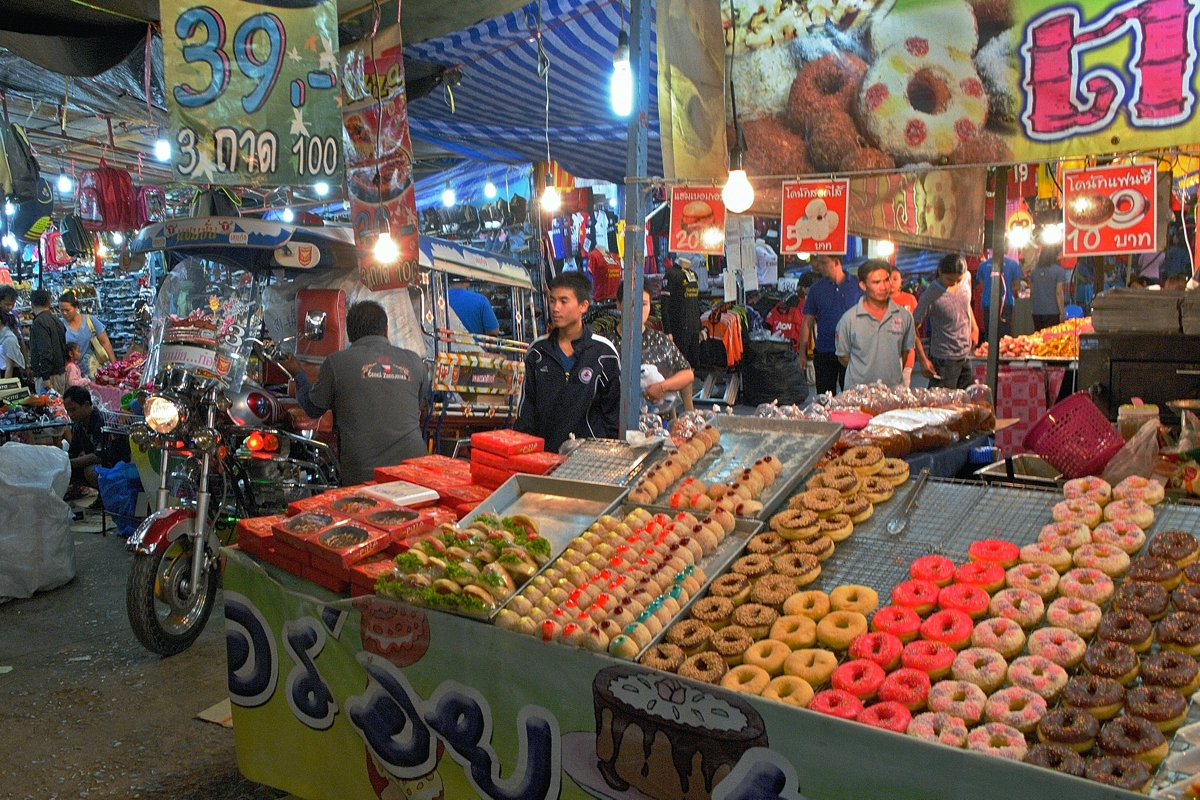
[660,0,1200,214]
[848,167,988,255]
[223,551,1124,800]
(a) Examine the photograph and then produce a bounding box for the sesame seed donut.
[1114,580,1170,620]
[1036,707,1100,754]
[1113,475,1165,505]
[1064,476,1113,505]
[1045,596,1103,639]
[988,587,1046,629]
[1024,743,1087,777]
[841,494,874,524]
[1090,521,1146,555]
[721,663,771,695]
[710,624,754,666]
[859,700,914,733]
[1072,542,1131,578]
[818,513,854,543]
[1004,562,1060,600]
[639,643,686,672]
[1027,627,1088,670]
[830,584,880,616]
[770,508,820,541]
[1018,542,1073,574]
[812,465,861,496]
[929,679,988,725]
[744,639,791,677]
[784,589,830,620]
[986,686,1049,734]
[690,596,734,630]
[970,617,1026,659]
[1038,521,1093,552]
[795,488,844,519]
[872,604,923,643]
[762,675,814,708]
[878,457,911,486]
[891,579,941,616]
[1102,498,1154,529]
[1009,655,1069,702]
[678,651,730,684]
[769,614,817,650]
[1058,567,1116,605]
[840,445,885,476]
[709,573,752,606]
[732,554,773,582]
[1063,674,1126,720]
[910,554,956,587]
[954,560,1005,594]
[785,648,839,688]
[752,572,804,607]
[816,610,868,650]
[938,582,990,620]
[907,711,968,747]
[746,532,787,556]
[952,647,1008,693]
[901,639,956,680]
[1126,556,1183,590]
[733,603,778,639]
[790,534,836,561]
[808,688,863,720]
[920,608,975,650]
[859,475,895,503]
[832,658,887,701]
[1053,498,1103,529]
[773,552,824,590]
[1149,530,1200,566]
[968,538,1020,568]
[665,619,713,656]
[967,722,1028,760]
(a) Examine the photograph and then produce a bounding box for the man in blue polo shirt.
[448,277,500,336]
[799,254,863,395]
[976,253,1023,341]
[836,259,915,390]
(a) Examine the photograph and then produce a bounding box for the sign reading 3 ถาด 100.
[163,0,344,187]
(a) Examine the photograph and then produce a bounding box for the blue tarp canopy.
[414,161,535,210]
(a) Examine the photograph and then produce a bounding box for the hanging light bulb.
[154,138,171,162]
[57,173,73,194]
[722,143,755,214]
[1006,224,1032,248]
[484,180,497,199]
[609,196,618,209]
[4,200,14,217]
[442,185,456,207]
[2,233,16,251]
[373,231,399,264]
[541,184,562,213]
[876,240,896,257]
[112,232,124,245]
[96,240,108,257]
[282,208,295,223]
[1041,222,1064,245]
[314,181,330,197]
[611,29,633,117]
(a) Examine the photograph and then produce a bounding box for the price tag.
[780,179,848,255]
[669,188,726,255]
[1062,163,1158,257]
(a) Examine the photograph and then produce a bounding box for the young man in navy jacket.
[515,272,621,451]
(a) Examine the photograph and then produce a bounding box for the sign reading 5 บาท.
[1062,163,1158,257]
[781,179,848,255]
[163,0,343,186]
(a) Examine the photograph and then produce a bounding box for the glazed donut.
[1126,556,1182,590]
[1090,521,1146,555]
[710,624,754,666]
[1097,609,1154,652]
[967,722,1028,761]
[987,588,1045,629]
[678,651,730,684]
[790,534,835,561]
[1149,530,1200,566]
[970,617,1026,660]
[1026,627,1087,670]
[1174,583,1200,614]
[1024,743,1086,777]
[1097,715,1168,767]
[871,604,922,643]
[831,658,887,701]
[1072,543,1131,578]
[721,663,771,695]
[689,596,734,630]
[841,494,873,524]
[1018,542,1073,574]
[746,532,787,556]
[1125,684,1188,733]
[817,513,854,543]
[907,711,968,747]
[1141,650,1200,696]
[1062,674,1126,721]
[1083,756,1152,793]
[1004,562,1060,600]
[784,589,830,620]
[849,631,904,671]
[985,686,1048,734]
[840,445,884,476]
[744,639,791,677]
[928,679,988,725]
[877,457,911,486]
[938,583,990,620]
[1156,610,1200,656]
[816,610,869,650]
[770,508,820,541]
[1053,499,1103,528]
[952,647,1008,693]
[1113,475,1165,505]
[1058,568,1115,605]
[954,561,1005,594]
[762,675,814,708]
[910,554,956,587]
[1036,707,1100,753]
[1045,596,1103,639]
[1063,476,1113,505]
[795,488,844,519]
[968,538,1020,568]
[920,608,974,650]
[859,700,913,733]
[751,573,803,607]
[808,688,863,720]
[1102,498,1154,529]
[879,667,932,711]
[1010,655,1069,702]
[859,476,895,503]
[665,619,713,656]
[639,643,686,672]
[901,639,956,680]
[858,38,988,165]
[816,465,861,496]
[830,584,879,616]
[785,648,838,687]
[786,52,869,134]
[732,554,773,582]
[1037,521,1092,552]
[709,573,752,606]
[770,615,817,650]
[1083,640,1140,684]
[733,603,778,639]
[890,579,941,616]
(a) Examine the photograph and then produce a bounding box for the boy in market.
[835,260,915,391]
[913,253,978,390]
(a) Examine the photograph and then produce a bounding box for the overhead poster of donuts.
[669,187,728,255]
[1062,163,1158,257]
[781,179,849,255]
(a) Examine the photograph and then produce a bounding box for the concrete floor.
[0,499,283,800]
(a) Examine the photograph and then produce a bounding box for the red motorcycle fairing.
[126,507,218,556]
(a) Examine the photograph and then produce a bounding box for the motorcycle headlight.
[144,395,182,435]
[129,422,153,450]
[190,427,218,454]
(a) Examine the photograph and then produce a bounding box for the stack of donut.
[627,426,723,505]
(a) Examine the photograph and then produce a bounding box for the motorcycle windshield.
[142,256,264,392]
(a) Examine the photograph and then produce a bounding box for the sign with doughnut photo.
[1062,163,1158,257]
[669,187,727,255]
[781,179,849,255]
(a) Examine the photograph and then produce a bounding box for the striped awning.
[404,0,660,184]
[414,161,535,210]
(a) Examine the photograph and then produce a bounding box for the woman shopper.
[59,291,115,378]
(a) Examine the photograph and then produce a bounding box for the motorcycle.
[125,256,340,656]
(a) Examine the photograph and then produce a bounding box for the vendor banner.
[162,0,343,187]
[341,21,421,291]
[781,179,848,255]
[669,187,726,255]
[848,168,988,255]
[1063,162,1159,256]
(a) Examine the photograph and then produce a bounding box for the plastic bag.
[95,461,142,537]
[0,442,74,600]
[1101,419,1160,485]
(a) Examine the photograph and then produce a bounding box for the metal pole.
[987,167,1008,403]
[618,0,651,438]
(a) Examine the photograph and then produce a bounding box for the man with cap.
[661,255,702,368]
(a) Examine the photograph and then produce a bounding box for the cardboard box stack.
[469,430,556,488]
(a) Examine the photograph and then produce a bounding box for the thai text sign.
[669,187,726,255]
[781,179,848,255]
[1063,163,1158,256]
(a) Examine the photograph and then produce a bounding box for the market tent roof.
[414,160,534,209]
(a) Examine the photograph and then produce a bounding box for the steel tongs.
[886,467,931,535]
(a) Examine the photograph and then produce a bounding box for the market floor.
[0,502,285,800]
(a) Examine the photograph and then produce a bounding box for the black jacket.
[30,310,67,379]
[514,325,620,452]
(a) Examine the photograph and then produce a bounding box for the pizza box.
[360,480,440,508]
[470,429,543,456]
[272,512,343,551]
[287,485,376,516]
[403,454,472,476]
[350,554,397,597]
[510,450,567,475]
[307,521,391,569]
[301,563,350,593]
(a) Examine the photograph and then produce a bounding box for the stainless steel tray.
[656,416,842,522]
[551,438,663,486]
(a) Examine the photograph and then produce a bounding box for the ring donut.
[1108,188,1148,230]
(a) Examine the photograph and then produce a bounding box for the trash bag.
[741,339,809,406]
[1101,420,1160,486]
[0,442,74,601]
[95,461,142,538]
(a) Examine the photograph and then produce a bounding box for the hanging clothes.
[767,296,805,353]
[701,303,745,368]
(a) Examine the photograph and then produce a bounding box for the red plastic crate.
[471,429,543,456]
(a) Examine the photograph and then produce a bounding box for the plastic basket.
[1023,392,1125,479]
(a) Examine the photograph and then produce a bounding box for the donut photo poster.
[781,179,849,255]
[670,187,728,255]
[1062,163,1158,257]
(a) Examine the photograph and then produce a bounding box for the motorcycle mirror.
[303,310,327,341]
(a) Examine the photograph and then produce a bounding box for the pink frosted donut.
[1027,626,1088,670]
[954,561,1006,594]
[1008,654,1069,701]
[1073,542,1131,578]
[938,582,990,620]
[1046,596,1103,638]
[1005,562,1060,600]
[1053,499,1103,529]
[985,686,1048,733]
[1019,542,1073,573]
[1064,477,1112,505]
[952,647,1009,693]
[967,722,1029,760]
[1039,522,1092,552]
[901,639,957,680]
[910,554,956,587]
[1091,521,1146,555]
[988,588,1046,629]
[907,711,969,747]
[968,539,1021,568]
[1059,567,1116,604]
[1103,498,1155,529]
[878,667,932,711]
[858,700,913,733]
[929,679,988,725]
[971,617,1026,659]
[1113,476,1165,505]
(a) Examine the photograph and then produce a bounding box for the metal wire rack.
[100,408,143,435]
[550,439,662,486]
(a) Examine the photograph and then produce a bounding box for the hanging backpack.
[77,159,136,231]
[135,185,167,226]
[189,187,241,217]
[4,123,40,203]
[60,214,96,259]
[40,228,72,269]
[0,132,11,200]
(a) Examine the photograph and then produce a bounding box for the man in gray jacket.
[282,301,428,484]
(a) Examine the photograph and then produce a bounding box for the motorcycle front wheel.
[126,538,219,656]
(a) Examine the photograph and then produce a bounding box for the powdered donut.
[967,722,1028,760]
[985,686,1048,734]
[1008,654,1069,701]
[928,679,988,725]
[1027,627,1088,670]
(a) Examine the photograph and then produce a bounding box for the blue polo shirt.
[976,257,1023,308]
[448,287,500,335]
[835,298,915,390]
[803,275,863,353]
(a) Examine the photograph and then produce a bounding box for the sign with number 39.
[163,0,344,187]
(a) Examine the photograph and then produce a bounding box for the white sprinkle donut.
[1052,499,1103,529]
[1103,498,1155,529]
[1113,476,1165,505]
[870,0,980,57]
[1038,522,1092,552]
[1063,476,1112,506]
[858,38,989,165]
[1091,521,1147,555]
